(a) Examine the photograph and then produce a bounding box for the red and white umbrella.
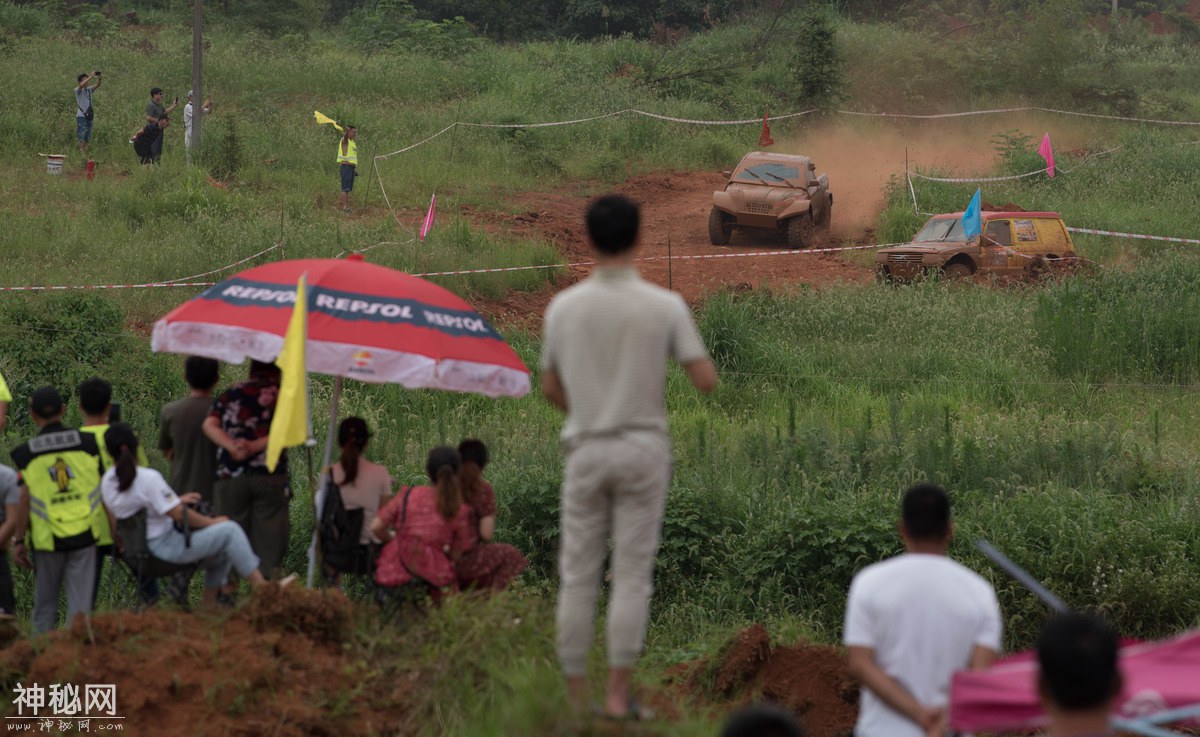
[151,255,529,398]
[153,255,531,585]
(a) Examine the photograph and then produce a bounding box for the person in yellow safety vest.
[337,123,358,213]
[77,377,157,606]
[10,386,103,634]
[0,368,11,434]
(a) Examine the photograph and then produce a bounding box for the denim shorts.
[76,116,93,143]
[340,163,356,193]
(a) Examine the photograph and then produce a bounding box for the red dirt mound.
[0,588,406,737]
[677,625,859,737]
[981,201,1027,212]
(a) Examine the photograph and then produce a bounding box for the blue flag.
[962,188,982,237]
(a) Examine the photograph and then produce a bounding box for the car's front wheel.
[942,262,973,280]
[708,207,733,246]
[786,213,815,249]
[816,199,832,232]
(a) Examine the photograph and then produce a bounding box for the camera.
[94,70,102,76]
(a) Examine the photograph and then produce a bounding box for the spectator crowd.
[0,194,1132,736]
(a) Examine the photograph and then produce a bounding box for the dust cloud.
[776,113,1115,239]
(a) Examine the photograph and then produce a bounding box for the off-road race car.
[875,210,1077,281]
[709,152,833,249]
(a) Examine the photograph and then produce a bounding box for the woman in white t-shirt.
[100,423,272,607]
[324,417,393,584]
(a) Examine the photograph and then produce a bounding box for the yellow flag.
[266,275,309,473]
[314,111,343,132]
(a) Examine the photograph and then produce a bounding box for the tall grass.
[4,281,1200,651]
[3,4,1200,692]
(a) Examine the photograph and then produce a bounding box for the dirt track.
[469,169,874,326]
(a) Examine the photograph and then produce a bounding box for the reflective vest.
[79,424,150,547]
[11,426,103,552]
[337,137,357,166]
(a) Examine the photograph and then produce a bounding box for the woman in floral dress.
[455,439,528,591]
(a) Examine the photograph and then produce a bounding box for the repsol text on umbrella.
[218,283,494,335]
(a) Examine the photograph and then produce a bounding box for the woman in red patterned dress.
[455,439,529,591]
[371,446,471,602]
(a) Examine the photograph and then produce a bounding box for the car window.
[913,218,967,242]
[1013,220,1039,244]
[734,162,802,184]
[984,220,1012,247]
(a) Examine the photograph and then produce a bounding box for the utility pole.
[190,0,202,156]
[1112,0,1119,19]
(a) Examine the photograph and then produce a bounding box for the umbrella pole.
[306,376,344,587]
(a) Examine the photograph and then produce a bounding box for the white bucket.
[46,155,65,175]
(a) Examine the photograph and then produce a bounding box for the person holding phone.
[75,71,102,155]
[145,87,178,161]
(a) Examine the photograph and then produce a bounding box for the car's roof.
[929,211,1063,220]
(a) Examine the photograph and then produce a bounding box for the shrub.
[210,117,244,181]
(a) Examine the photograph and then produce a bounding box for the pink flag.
[1037,132,1056,178]
[419,193,436,241]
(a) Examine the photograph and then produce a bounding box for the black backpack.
[319,477,366,575]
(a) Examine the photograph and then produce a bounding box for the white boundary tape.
[0,281,217,293]
[912,168,1047,183]
[159,242,283,284]
[1066,227,1200,245]
[910,146,1124,183]
[0,242,892,291]
[374,106,1200,161]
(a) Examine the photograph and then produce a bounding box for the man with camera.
[145,87,178,161]
[75,70,102,155]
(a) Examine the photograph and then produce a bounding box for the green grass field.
[4,3,1200,733]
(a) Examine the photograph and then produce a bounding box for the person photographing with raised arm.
[844,483,1002,737]
[75,70,102,155]
[183,90,213,161]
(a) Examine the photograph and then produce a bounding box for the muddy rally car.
[709,152,833,249]
[875,210,1077,281]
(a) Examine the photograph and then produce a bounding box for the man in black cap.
[10,387,104,633]
[144,87,177,161]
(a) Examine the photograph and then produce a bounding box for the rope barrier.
[1066,227,1200,245]
[373,107,1200,161]
[909,146,1123,183]
[0,281,217,293]
[0,242,893,291]
[159,242,283,284]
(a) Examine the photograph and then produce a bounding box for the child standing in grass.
[454,439,528,591]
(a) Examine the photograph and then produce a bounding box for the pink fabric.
[373,485,470,589]
[419,193,437,241]
[1038,132,1056,178]
[950,630,1200,733]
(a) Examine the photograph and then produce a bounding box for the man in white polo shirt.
[844,483,1002,737]
[541,194,717,719]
